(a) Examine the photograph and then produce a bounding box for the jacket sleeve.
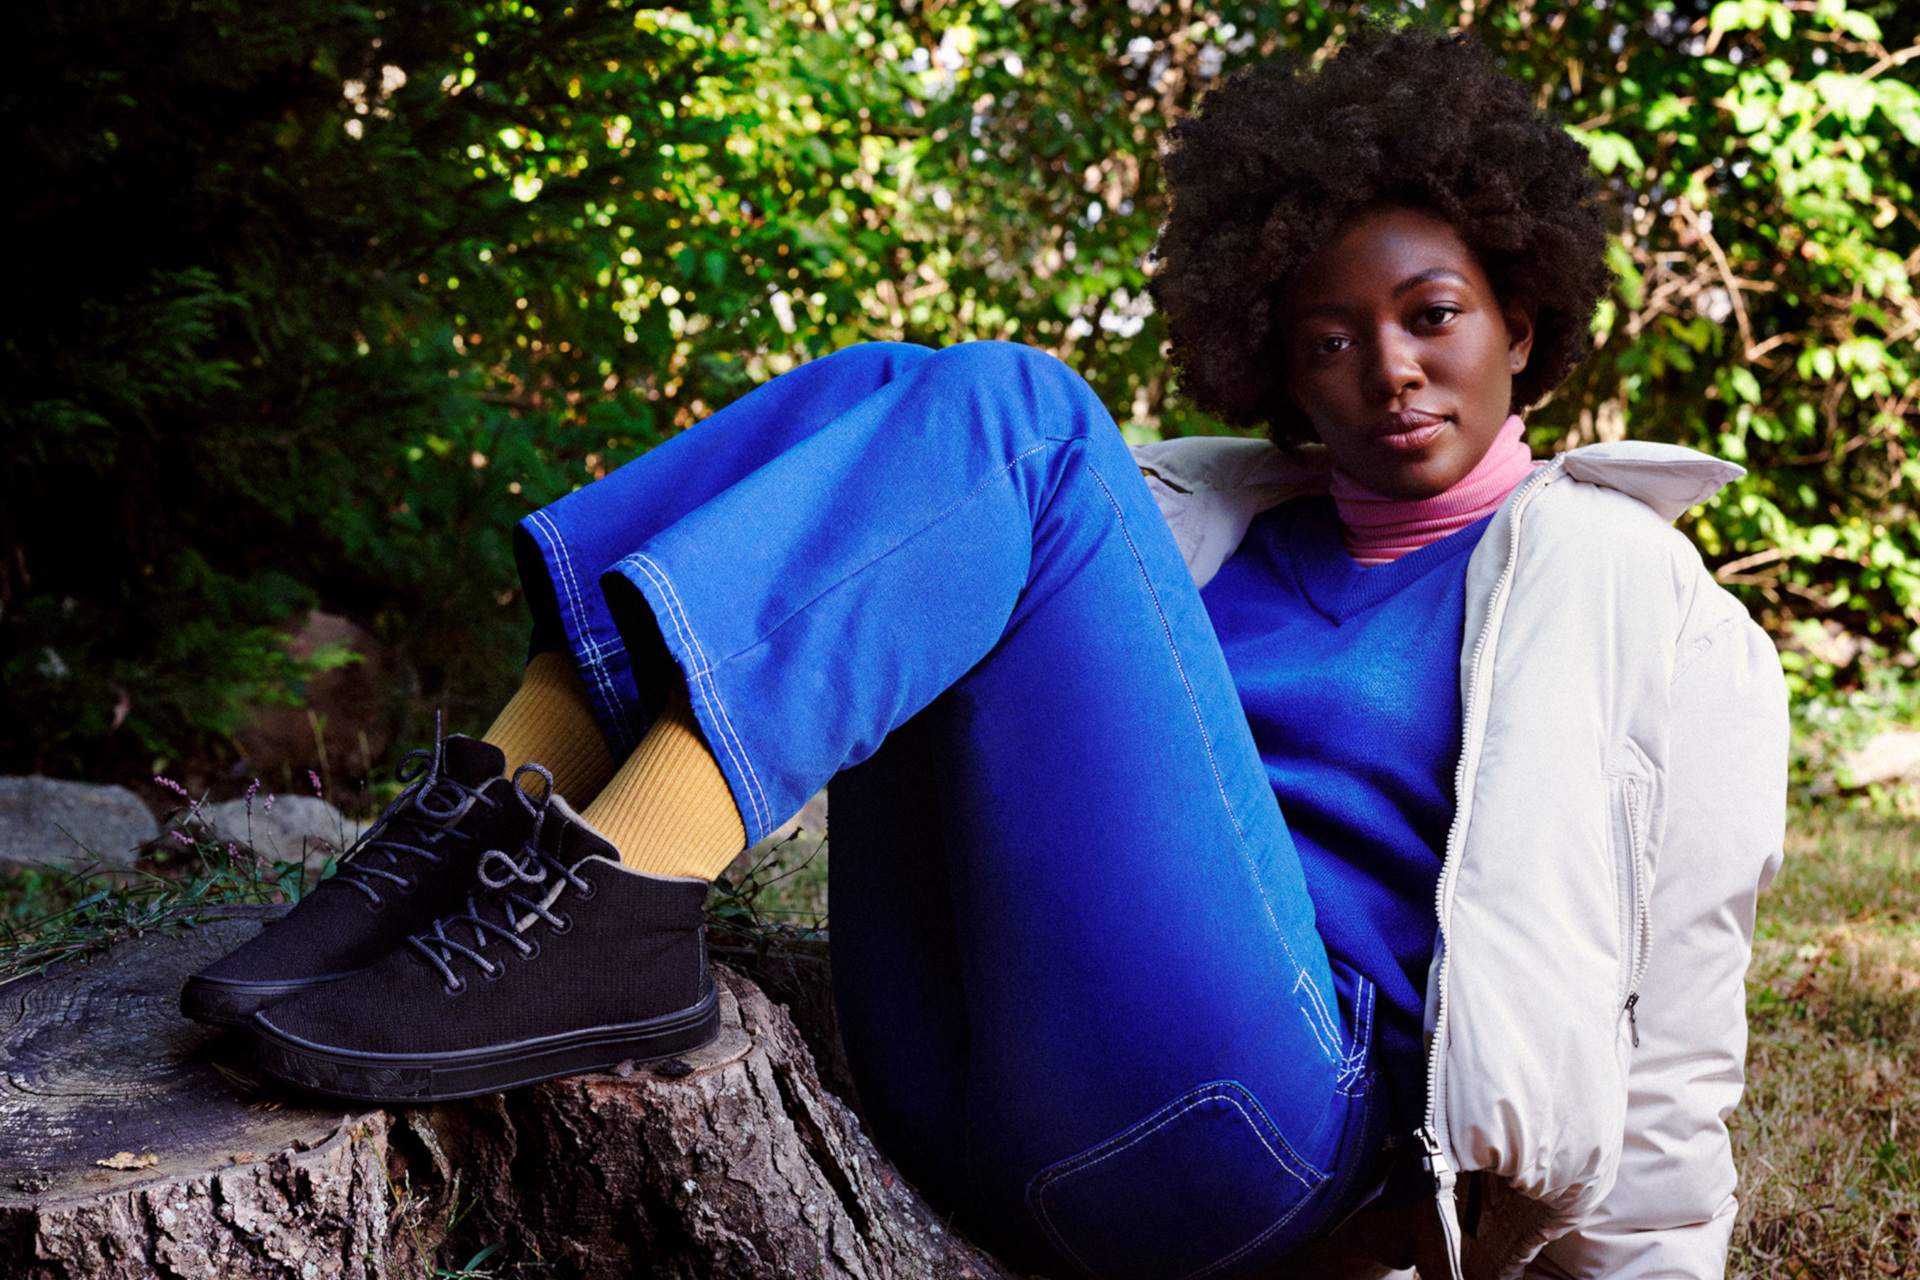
[1526,585,1787,1279]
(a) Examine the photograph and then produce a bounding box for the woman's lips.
[1375,413,1448,452]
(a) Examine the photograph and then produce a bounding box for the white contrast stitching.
[1034,1084,1318,1191]
[730,440,1057,644]
[605,438,1064,840]
[1029,1082,1322,1280]
[1334,981,1374,1095]
[1086,461,1340,1069]
[628,552,772,836]
[620,553,756,829]
[526,511,636,747]
[611,554,711,680]
[1292,971,1342,1064]
[1297,965,1346,1065]
[622,551,773,837]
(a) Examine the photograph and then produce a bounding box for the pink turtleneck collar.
[1327,415,1537,566]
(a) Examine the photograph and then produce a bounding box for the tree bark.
[0,911,1014,1280]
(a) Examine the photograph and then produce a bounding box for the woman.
[187,25,1786,1279]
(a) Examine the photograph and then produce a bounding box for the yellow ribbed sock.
[581,685,746,879]
[482,651,621,808]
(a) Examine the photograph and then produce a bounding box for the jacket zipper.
[1417,1125,1467,1280]
[1621,776,1653,1046]
[1419,460,1561,1277]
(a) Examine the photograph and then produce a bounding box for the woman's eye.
[1419,305,1460,327]
[1309,333,1350,356]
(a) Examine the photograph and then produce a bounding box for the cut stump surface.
[0,912,1013,1280]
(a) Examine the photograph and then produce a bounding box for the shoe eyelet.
[574,879,598,901]
[549,914,573,936]
[364,897,386,914]
[481,960,506,981]
[445,977,466,995]
[521,940,542,962]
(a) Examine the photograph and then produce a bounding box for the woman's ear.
[1503,295,1538,374]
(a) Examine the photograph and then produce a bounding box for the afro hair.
[1149,24,1612,444]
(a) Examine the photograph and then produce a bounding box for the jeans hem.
[517,508,644,756]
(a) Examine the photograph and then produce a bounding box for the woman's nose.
[1369,330,1426,400]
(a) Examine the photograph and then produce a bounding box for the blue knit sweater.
[1200,495,1491,1128]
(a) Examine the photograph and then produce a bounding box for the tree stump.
[0,910,1015,1280]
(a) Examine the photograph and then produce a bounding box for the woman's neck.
[1327,415,1536,566]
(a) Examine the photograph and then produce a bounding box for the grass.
[709,827,830,947]
[1732,807,1920,1279]
[0,842,319,987]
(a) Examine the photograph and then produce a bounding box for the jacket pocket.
[1608,743,1656,1038]
[1026,1081,1328,1280]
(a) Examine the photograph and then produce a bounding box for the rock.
[0,776,157,871]
[233,611,392,785]
[180,795,366,868]
[1840,730,1920,787]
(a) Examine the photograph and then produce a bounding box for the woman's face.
[1281,208,1535,500]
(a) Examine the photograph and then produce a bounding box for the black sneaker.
[248,798,719,1104]
[181,736,536,1027]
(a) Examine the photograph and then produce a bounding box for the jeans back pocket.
[1025,1081,1329,1280]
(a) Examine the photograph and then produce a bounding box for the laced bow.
[328,718,496,906]
[406,763,584,992]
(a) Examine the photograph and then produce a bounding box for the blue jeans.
[516,342,1386,1279]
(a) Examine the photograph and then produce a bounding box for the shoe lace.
[328,720,500,906]
[406,764,582,992]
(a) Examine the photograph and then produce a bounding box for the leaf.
[1711,0,1779,34]
[1570,128,1644,176]
[435,1241,508,1277]
[69,890,112,916]
[96,1151,158,1170]
[464,1242,507,1268]
[1834,10,1881,41]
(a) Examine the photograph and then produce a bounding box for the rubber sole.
[249,983,722,1103]
[180,972,357,1029]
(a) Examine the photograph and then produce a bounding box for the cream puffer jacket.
[1131,435,1789,1280]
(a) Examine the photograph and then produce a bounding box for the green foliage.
[1491,0,1920,725]
[4,0,1916,779]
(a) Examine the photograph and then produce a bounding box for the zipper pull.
[1418,1126,1468,1280]
[1625,991,1640,1048]
[1417,1125,1454,1189]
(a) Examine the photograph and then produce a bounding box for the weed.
[0,790,319,986]
[434,1241,507,1279]
[707,828,828,948]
